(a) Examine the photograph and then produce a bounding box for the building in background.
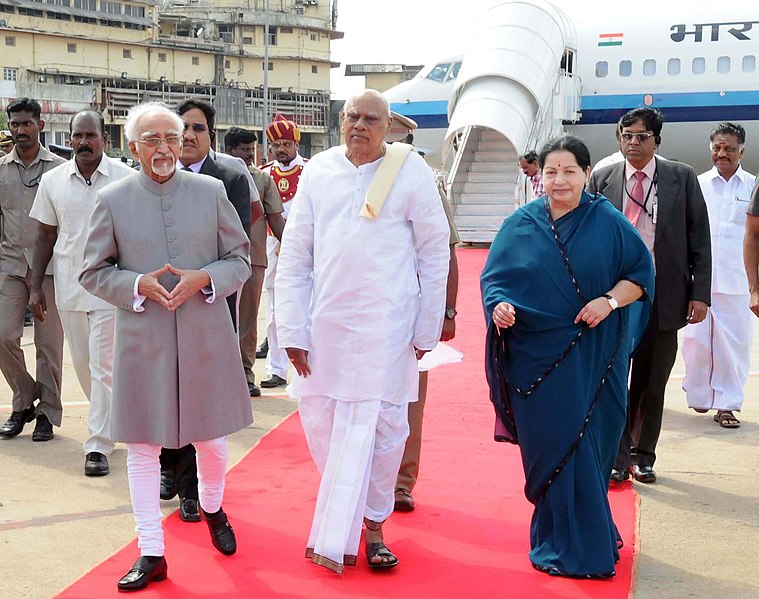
[0,0,342,159]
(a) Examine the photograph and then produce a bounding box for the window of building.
[3,67,18,81]
[619,60,632,76]
[74,0,96,8]
[717,56,730,74]
[124,4,144,17]
[0,4,16,13]
[123,48,132,59]
[743,55,756,73]
[101,19,122,27]
[48,11,72,20]
[18,7,44,16]
[643,59,656,76]
[68,42,77,53]
[225,59,231,69]
[124,22,143,30]
[667,58,680,75]
[158,52,167,62]
[311,65,317,74]
[692,56,705,74]
[267,27,277,46]
[310,33,317,41]
[192,56,199,66]
[101,1,120,14]
[595,60,608,77]
[263,62,274,71]
[47,0,71,5]
[243,36,253,45]
[5,36,15,46]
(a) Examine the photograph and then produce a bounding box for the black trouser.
[615,316,679,470]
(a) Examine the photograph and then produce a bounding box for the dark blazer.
[587,158,711,331]
[199,155,252,239]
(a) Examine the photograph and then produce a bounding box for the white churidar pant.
[682,292,752,411]
[299,396,408,572]
[264,286,289,379]
[126,437,228,556]
[58,309,115,456]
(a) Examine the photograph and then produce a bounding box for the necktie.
[624,171,646,226]
[182,166,192,172]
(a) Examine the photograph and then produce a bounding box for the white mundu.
[29,156,135,456]
[682,164,756,411]
[275,145,450,572]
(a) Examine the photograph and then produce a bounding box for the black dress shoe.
[160,469,176,500]
[631,465,657,484]
[248,381,261,397]
[260,374,287,388]
[31,414,54,442]
[255,338,269,359]
[179,498,201,522]
[117,555,167,592]
[85,452,110,476]
[0,406,36,439]
[610,468,630,484]
[202,507,237,555]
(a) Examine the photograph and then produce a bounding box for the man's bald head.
[342,89,392,166]
[344,89,391,119]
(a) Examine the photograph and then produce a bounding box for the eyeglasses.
[183,123,208,133]
[136,136,181,148]
[621,132,655,143]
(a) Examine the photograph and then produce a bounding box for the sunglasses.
[183,123,208,133]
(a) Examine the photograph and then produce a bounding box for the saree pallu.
[481,192,655,577]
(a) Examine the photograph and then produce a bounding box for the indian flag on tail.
[598,32,623,47]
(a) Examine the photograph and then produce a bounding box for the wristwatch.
[603,294,618,310]
[445,307,457,319]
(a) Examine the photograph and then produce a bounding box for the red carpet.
[57,248,637,599]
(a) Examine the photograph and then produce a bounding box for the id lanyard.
[624,157,659,224]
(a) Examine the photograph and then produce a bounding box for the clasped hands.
[138,264,211,312]
[493,297,615,330]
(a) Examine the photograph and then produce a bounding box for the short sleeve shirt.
[249,166,284,267]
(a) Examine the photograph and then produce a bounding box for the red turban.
[265,113,301,143]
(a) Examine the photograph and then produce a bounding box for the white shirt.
[30,156,135,311]
[275,146,450,404]
[698,165,756,295]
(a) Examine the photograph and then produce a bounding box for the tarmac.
[2,287,759,598]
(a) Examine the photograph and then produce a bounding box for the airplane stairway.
[444,0,581,243]
[447,128,519,243]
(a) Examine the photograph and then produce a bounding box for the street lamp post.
[262,0,270,162]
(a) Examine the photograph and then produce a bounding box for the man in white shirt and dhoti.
[79,102,253,591]
[683,122,756,428]
[275,90,450,573]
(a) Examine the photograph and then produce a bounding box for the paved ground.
[2,286,759,598]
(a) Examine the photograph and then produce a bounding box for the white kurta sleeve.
[408,158,451,351]
[275,167,315,352]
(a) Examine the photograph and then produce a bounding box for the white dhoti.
[299,396,408,573]
[682,292,752,411]
[264,286,290,379]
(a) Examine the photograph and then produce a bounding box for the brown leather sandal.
[364,518,399,569]
[714,410,740,428]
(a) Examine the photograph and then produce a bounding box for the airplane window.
[643,59,656,76]
[692,57,706,75]
[742,55,755,73]
[717,56,731,74]
[619,60,632,77]
[595,61,608,78]
[446,62,461,81]
[667,58,681,75]
[427,63,451,82]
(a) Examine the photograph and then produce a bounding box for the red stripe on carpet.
[57,248,637,598]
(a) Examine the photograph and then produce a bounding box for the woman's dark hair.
[538,135,591,171]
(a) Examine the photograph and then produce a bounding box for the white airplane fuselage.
[385,1,759,174]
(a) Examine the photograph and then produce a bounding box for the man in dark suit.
[158,99,257,522]
[587,107,711,484]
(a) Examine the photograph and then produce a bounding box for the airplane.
[385,0,759,172]
[384,0,759,240]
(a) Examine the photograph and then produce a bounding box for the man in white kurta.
[275,90,450,573]
[29,110,134,476]
[683,122,755,428]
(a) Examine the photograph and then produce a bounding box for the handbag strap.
[359,143,413,220]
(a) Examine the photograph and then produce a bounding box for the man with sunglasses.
[0,98,65,441]
[260,113,308,389]
[155,99,258,524]
[588,107,711,484]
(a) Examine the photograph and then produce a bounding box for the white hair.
[124,101,184,142]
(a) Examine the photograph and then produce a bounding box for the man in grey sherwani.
[79,102,253,592]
